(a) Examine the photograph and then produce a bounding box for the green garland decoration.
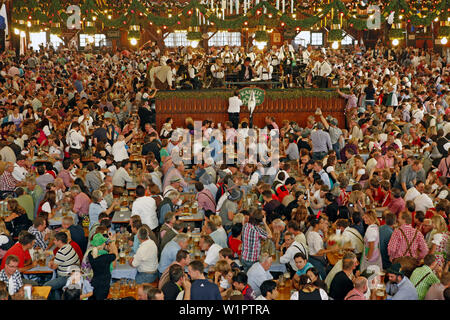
[389,28,405,39]
[186,31,202,41]
[254,30,269,42]
[439,26,450,37]
[328,29,344,42]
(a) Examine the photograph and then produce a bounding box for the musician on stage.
[302,44,313,65]
[280,45,296,88]
[152,59,176,90]
[312,54,332,88]
[257,58,273,81]
[236,57,255,83]
[210,58,226,88]
[188,58,204,89]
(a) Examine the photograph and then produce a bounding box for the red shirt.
[0,242,31,270]
[52,241,83,262]
[228,237,242,258]
[275,185,290,203]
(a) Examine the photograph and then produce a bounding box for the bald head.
[354,277,368,292]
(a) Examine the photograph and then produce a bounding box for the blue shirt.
[379,225,394,269]
[88,203,104,230]
[386,276,418,300]
[190,279,222,300]
[296,262,314,277]
[247,262,273,297]
[158,240,181,274]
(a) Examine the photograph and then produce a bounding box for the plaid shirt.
[410,265,440,300]
[28,225,47,250]
[241,223,268,262]
[0,269,23,295]
[387,224,429,261]
[0,171,18,192]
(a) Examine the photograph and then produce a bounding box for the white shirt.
[404,187,421,202]
[228,96,242,113]
[204,243,222,266]
[132,196,158,230]
[78,115,94,134]
[414,194,434,213]
[258,65,273,81]
[111,140,129,162]
[247,262,273,297]
[211,64,225,79]
[67,129,85,149]
[313,60,332,77]
[290,288,329,300]
[12,164,28,181]
[279,241,308,271]
[342,227,364,254]
[132,239,159,273]
[306,230,324,256]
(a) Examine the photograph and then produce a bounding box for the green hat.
[91,233,107,247]
[386,263,404,276]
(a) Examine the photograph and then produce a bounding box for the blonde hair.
[215,259,232,276]
[431,214,447,233]
[210,215,223,227]
[232,213,245,225]
[0,219,10,236]
[363,210,379,226]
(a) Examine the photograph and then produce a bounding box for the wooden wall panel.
[155,92,346,130]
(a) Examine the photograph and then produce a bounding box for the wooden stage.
[154,88,346,130]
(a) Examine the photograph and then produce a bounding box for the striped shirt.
[54,243,80,277]
[310,130,332,153]
[0,269,23,295]
[241,223,269,262]
[28,225,47,250]
[410,265,440,300]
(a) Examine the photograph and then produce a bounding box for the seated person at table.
[290,274,329,300]
[88,190,116,231]
[132,185,158,232]
[129,227,159,284]
[0,231,36,273]
[138,284,164,300]
[159,212,179,251]
[255,280,279,300]
[70,185,91,221]
[62,265,93,300]
[62,216,87,254]
[44,231,81,300]
[0,255,23,297]
[27,217,50,250]
[186,260,222,300]
[386,263,419,300]
[158,249,191,290]
[246,253,273,298]
[292,252,314,282]
[161,264,187,300]
[158,233,190,276]
[54,229,83,262]
[232,271,257,300]
[328,252,358,300]
[199,235,223,269]
[157,191,180,226]
[205,216,228,249]
[88,233,118,300]
[3,199,32,239]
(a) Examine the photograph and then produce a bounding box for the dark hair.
[18,231,36,246]
[176,249,190,262]
[406,200,416,212]
[219,248,234,260]
[232,272,248,285]
[415,211,425,223]
[136,185,146,197]
[33,217,46,228]
[62,288,81,300]
[423,254,436,266]
[248,209,264,225]
[294,252,307,261]
[168,264,185,282]
[231,223,243,238]
[260,280,277,297]
[189,260,204,274]
[195,182,204,192]
[384,212,396,226]
[55,231,69,244]
[63,159,72,170]
[37,165,45,175]
[285,177,296,186]
[351,211,362,224]
[148,287,163,300]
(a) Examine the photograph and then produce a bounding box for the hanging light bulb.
[392,39,399,46]
[331,41,339,49]
[14,28,20,35]
[255,41,266,50]
[441,37,448,45]
[20,31,26,37]
[130,38,138,46]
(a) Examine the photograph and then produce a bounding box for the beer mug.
[119,252,126,264]
[24,284,32,300]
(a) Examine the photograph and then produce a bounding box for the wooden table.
[23,257,54,276]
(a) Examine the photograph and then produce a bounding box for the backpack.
[156,197,173,223]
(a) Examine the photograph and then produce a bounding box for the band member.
[247,46,259,65]
[210,58,226,88]
[312,55,332,88]
[236,57,255,82]
[280,45,296,88]
[235,46,247,66]
[302,44,313,65]
[153,59,176,90]
[183,46,195,64]
[188,58,204,89]
[257,58,273,81]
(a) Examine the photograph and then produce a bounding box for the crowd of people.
[0,38,449,301]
